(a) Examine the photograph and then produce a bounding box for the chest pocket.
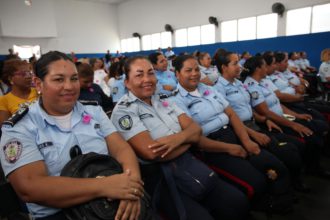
[226,90,238,96]
[37,140,59,172]
[261,86,272,98]
[139,112,158,131]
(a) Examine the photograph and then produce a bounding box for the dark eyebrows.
[51,72,78,77]
[136,68,153,73]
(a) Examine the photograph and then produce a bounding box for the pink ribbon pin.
[82,114,92,124]
[203,90,210,96]
[162,101,169,107]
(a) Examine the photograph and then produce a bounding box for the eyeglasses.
[13,71,33,77]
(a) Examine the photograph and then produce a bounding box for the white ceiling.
[75,0,132,5]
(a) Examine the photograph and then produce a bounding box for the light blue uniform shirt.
[244,76,284,116]
[155,70,178,95]
[111,75,127,102]
[173,83,229,136]
[215,76,253,122]
[269,71,296,95]
[0,101,116,218]
[261,76,279,92]
[199,65,219,84]
[111,91,184,141]
[281,70,301,86]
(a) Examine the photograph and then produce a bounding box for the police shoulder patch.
[119,115,133,130]
[3,107,29,127]
[251,91,259,100]
[3,139,23,163]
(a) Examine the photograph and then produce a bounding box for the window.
[238,17,256,41]
[132,37,140,52]
[201,24,215,44]
[175,28,187,47]
[120,39,128,53]
[257,13,278,39]
[142,35,152,51]
[221,20,237,42]
[13,45,41,60]
[151,33,161,50]
[121,38,140,52]
[312,3,330,33]
[161,31,172,48]
[286,7,312,36]
[188,26,201,46]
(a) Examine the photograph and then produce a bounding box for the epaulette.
[248,81,254,86]
[159,93,169,99]
[118,100,133,107]
[3,107,29,127]
[79,100,99,106]
[159,89,179,99]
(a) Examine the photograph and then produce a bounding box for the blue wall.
[1,31,329,68]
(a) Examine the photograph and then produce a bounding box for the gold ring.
[133,188,137,194]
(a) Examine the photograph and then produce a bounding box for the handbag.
[60,151,153,220]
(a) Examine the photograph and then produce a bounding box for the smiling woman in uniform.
[0,51,144,220]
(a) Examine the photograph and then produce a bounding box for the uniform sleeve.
[170,99,185,117]
[200,72,207,79]
[110,104,148,141]
[212,87,229,109]
[90,105,117,138]
[171,96,192,117]
[248,86,266,107]
[0,123,43,176]
[266,80,279,92]
[213,81,226,97]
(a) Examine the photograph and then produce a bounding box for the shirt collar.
[36,100,85,129]
[126,91,158,105]
[245,76,259,85]
[217,75,230,86]
[177,83,189,97]
[177,82,211,98]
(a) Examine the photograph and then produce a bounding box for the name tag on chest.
[37,142,54,150]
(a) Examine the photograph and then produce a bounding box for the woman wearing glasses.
[0,59,38,125]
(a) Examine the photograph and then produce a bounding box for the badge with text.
[3,139,23,163]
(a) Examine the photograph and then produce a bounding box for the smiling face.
[35,59,80,116]
[176,58,201,92]
[125,58,157,104]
